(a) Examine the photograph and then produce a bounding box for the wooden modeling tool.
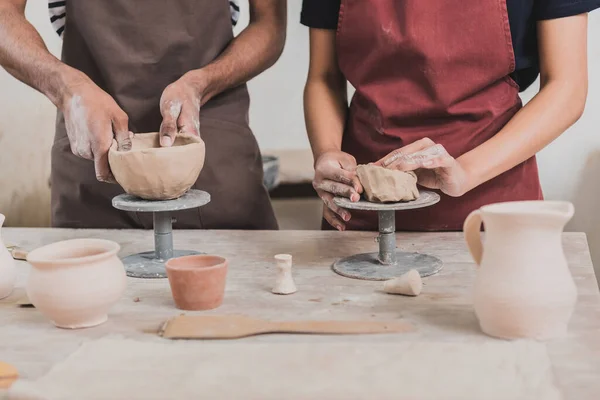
[0,361,19,389]
[159,315,414,339]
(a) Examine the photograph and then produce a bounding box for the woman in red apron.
[303,0,598,231]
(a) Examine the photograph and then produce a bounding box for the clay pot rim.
[481,200,574,217]
[165,254,227,272]
[109,132,203,155]
[26,238,120,266]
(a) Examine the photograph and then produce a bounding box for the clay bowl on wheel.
[165,255,228,311]
[108,132,205,200]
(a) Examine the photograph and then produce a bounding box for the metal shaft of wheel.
[378,210,396,264]
[153,212,173,260]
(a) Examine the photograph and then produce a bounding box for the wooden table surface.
[1,229,599,399]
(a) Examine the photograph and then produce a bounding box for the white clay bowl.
[26,239,126,329]
[108,132,206,200]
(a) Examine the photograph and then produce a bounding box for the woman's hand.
[374,138,470,197]
[313,150,363,231]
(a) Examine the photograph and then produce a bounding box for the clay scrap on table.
[108,132,205,200]
[356,165,419,203]
[383,269,423,296]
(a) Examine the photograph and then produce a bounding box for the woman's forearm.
[458,15,588,192]
[458,79,586,190]
[304,75,348,163]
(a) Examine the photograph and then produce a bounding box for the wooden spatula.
[159,315,414,339]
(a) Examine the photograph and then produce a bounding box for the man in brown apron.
[0,0,284,229]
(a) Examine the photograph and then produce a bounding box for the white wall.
[0,3,61,227]
[234,1,310,150]
[1,2,599,251]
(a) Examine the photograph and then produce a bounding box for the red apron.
[335,0,543,231]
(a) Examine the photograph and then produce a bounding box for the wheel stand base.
[112,190,211,279]
[332,251,443,281]
[122,250,202,278]
[332,193,444,282]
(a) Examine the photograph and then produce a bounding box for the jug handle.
[463,210,483,267]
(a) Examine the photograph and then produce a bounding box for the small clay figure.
[383,269,422,296]
[272,254,297,295]
[356,164,419,203]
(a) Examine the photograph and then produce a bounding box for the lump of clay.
[383,269,422,296]
[356,164,419,203]
[108,132,205,200]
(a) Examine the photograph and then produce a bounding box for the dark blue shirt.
[300,0,600,91]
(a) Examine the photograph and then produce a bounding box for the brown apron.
[51,0,278,230]
[333,0,543,231]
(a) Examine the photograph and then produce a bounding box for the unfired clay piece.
[25,238,126,329]
[464,200,577,340]
[356,165,419,203]
[108,132,205,200]
[272,254,297,295]
[0,214,17,300]
[383,269,423,296]
[165,255,228,311]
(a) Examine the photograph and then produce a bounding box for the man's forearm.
[186,0,286,105]
[0,1,81,108]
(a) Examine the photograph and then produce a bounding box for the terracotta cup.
[165,255,228,311]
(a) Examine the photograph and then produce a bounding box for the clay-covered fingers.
[375,138,436,168]
[383,143,450,171]
[93,148,114,183]
[320,191,351,223]
[91,123,117,183]
[322,202,346,231]
[313,179,359,201]
[176,100,201,137]
[159,97,182,147]
[314,163,361,201]
[112,111,131,152]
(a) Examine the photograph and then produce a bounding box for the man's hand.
[313,151,363,231]
[159,73,202,147]
[62,75,131,182]
[375,138,470,197]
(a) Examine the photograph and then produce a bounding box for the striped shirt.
[48,0,241,38]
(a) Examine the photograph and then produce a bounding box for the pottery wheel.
[332,190,444,281]
[112,190,210,279]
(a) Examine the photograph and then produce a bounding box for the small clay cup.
[165,255,228,311]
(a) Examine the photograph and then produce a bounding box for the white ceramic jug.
[464,201,577,340]
[0,213,17,299]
